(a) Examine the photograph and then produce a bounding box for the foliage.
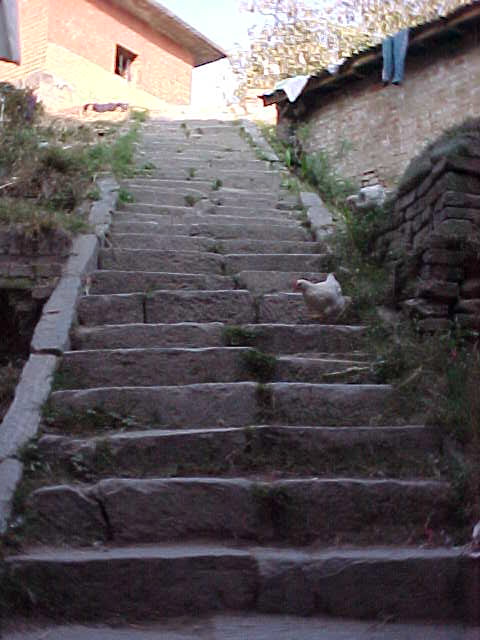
[232,0,471,94]
[0,83,43,127]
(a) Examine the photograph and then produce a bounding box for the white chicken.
[294,273,351,322]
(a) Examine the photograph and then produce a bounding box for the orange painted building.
[0,0,225,110]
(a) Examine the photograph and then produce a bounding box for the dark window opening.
[115,45,137,81]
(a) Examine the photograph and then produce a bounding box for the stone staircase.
[3,119,475,626]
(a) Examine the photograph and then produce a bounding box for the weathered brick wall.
[293,28,480,188]
[0,0,193,108]
[375,155,480,331]
[39,44,172,111]
[47,0,193,105]
[0,0,48,83]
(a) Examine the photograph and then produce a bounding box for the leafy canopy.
[231,0,472,91]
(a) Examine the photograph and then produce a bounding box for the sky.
[158,0,255,50]
[157,0,257,106]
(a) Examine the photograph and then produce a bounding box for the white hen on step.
[294,273,351,322]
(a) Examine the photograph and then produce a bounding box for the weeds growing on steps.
[0,85,146,236]
[258,120,480,541]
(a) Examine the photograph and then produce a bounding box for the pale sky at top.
[157,0,259,106]
[158,0,255,50]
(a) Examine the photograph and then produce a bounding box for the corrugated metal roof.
[108,0,226,67]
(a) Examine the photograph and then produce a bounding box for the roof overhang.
[107,0,226,67]
[261,0,480,107]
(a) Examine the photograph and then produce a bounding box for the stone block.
[460,278,480,298]
[416,279,459,302]
[423,249,464,266]
[0,458,23,534]
[0,354,58,461]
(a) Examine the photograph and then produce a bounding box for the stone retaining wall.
[375,155,480,331]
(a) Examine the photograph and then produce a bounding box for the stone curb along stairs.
[0,177,119,532]
[1,119,479,626]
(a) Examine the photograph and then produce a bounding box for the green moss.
[242,349,277,382]
[223,325,256,347]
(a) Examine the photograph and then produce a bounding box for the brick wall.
[40,43,171,111]
[0,0,193,107]
[47,0,193,105]
[0,0,48,83]
[289,27,480,188]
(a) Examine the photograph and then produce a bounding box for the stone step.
[134,157,272,173]
[235,271,327,294]
[258,293,356,324]
[127,171,285,191]
[37,424,439,481]
[98,249,224,274]
[116,202,297,222]
[112,220,309,241]
[3,615,475,640]
[98,249,331,277]
[56,348,372,389]
[110,234,321,255]
[71,323,367,353]
[126,180,297,208]
[88,270,235,295]
[4,545,473,622]
[122,183,291,206]
[224,254,332,275]
[78,290,256,326]
[110,233,216,252]
[49,382,393,429]
[28,476,451,546]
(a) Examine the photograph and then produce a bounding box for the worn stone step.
[224,254,332,275]
[235,271,327,294]
[49,382,393,429]
[77,290,256,326]
[77,293,144,327]
[99,248,224,274]
[122,182,291,206]
[4,545,474,622]
[110,234,320,255]
[133,157,272,173]
[258,293,356,324]
[276,355,375,383]
[57,348,372,389]
[3,615,475,640]
[88,270,235,295]
[3,545,257,620]
[28,476,451,546]
[126,180,298,208]
[144,290,256,324]
[72,323,367,353]
[38,424,439,481]
[115,202,296,222]
[112,219,308,241]
[110,233,216,252]
[58,347,258,388]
